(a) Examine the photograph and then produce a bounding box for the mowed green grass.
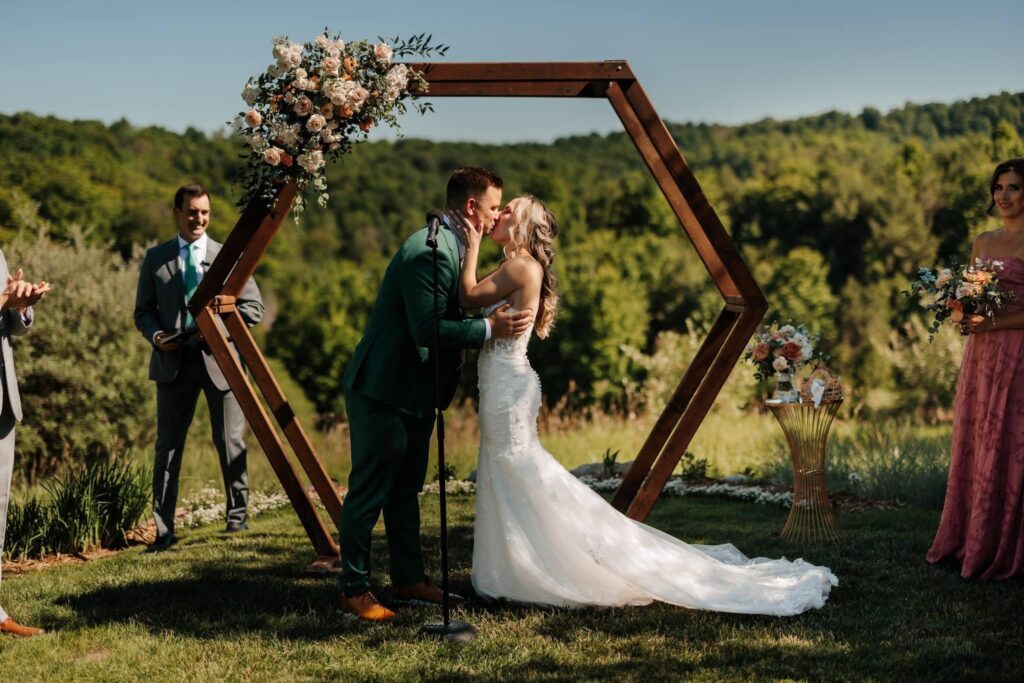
[1,492,1021,682]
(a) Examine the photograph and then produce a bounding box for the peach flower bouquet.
[744,323,823,382]
[907,258,1015,339]
[235,30,447,214]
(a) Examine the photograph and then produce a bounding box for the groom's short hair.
[174,183,210,210]
[446,167,503,210]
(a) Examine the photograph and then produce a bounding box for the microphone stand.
[419,213,477,643]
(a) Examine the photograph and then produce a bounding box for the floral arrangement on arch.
[906,258,1016,339]
[236,30,448,213]
[744,323,823,381]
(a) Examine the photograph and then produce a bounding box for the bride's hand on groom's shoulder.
[489,304,533,339]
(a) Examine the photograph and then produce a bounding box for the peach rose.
[338,105,354,118]
[343,57,356,73]
[263,147,282,166]
[306,114,326,132]
[244,109,262,128]
[375,43,393,65]
[963,269,992,284]
[322,56,341,76]
[359,118,374,132]
[752,343,770,361]
[293,96,313,116]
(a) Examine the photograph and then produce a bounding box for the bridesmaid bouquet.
[907,258,1016,339]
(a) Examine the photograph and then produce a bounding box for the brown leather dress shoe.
[392,580,464,606]
[0,617,45,637]
[339,591,397,622]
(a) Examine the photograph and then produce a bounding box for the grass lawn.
[1,493,1021,682]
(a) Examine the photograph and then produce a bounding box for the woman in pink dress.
[927,157,1024,579]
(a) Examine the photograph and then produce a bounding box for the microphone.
[426,209,445,248]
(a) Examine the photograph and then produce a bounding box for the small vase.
[772,370,799,403]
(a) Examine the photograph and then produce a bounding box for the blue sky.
[0,0,1019,143]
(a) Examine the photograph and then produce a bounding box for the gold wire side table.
[766,401,842,543]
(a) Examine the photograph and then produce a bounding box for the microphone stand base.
[418,621,478,643]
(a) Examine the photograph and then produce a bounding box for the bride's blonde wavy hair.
[502,194,560,339]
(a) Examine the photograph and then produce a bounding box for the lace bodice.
[479,302,533,359]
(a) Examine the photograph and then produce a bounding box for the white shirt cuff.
[483,318,492,341]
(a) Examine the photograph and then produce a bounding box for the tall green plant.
[3,216,154,480]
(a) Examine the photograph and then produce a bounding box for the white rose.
[306,113,326,132]
[772,356,790,372]
[375,43,393,65]
[935,268,953,288]
[244,109,262,128]
[242,83,260,106]
[248,134,266,151]
[264,147,283,166]
[295,68,307,80]
[350,86,369,108]
[315,35,329,49]
[298,150,324,174]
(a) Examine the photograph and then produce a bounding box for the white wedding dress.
[471,321,838,615]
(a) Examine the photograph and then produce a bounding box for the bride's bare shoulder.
[501,254,544,283]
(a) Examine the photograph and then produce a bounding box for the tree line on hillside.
[1,91,1021,438]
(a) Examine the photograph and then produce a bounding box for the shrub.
[3,222,154,479]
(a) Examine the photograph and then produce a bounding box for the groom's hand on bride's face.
[490,304,533,338]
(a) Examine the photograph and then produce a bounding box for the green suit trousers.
[339,389,435,595]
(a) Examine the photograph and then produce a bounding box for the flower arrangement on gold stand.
[235,30,448,214]
[906,258,1016,339]
[744,323,825,403]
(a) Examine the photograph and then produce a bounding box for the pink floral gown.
[927,255,1024,579]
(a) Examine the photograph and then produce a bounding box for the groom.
[339,167,532,621]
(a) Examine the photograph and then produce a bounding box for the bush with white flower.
[744,322,825,381]
[236,30,447,213]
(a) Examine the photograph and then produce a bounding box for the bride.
[457,194,838,616]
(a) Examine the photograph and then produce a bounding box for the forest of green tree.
[2,90,1022,424]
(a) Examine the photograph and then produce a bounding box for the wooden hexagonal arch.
[189,61,767,563]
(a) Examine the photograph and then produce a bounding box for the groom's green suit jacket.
[342,224,487,419]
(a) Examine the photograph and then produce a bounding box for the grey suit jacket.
[0,249,32,422]
[133,237,263,391]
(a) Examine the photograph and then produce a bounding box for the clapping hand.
[2,269,51,311]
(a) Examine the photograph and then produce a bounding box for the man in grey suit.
[134,184,264,551]
[0,250,49,637]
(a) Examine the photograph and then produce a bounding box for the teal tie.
[184,242,200,328]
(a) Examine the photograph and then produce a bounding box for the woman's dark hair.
[988,158,1024,215]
